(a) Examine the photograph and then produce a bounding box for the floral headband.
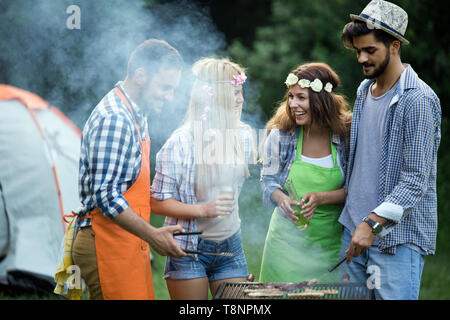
[284,73,333,93]
[232,73,247,86]
[198,74,246,122]
[214,73,247,86]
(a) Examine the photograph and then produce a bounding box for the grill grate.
[214,282,371,300]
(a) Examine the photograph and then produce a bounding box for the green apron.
[259,127,343,282]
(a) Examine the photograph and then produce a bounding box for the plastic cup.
[218,187,234,219]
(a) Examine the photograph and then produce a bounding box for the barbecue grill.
[214,282,371,300]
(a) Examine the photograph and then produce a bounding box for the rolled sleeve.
[151,172,178,201]
[373,201,403,223]
[382,95,436,221]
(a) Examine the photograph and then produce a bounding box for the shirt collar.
[115,81,144,119]
[358,64,418,98]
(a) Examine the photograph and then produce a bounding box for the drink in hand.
[285,178,310,230]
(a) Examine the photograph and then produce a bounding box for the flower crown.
[284,73,333,93]
[232,73,247,86]
[214,73,247,86]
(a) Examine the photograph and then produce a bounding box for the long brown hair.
[266,62,352,136]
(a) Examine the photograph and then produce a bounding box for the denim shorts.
[164,229,249,281]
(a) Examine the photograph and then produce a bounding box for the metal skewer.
[328,256,347,273]
[173,231,203,237]
[315,256,348,281]
[184,250,235,257]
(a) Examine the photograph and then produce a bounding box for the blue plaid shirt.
[76,82,148,228]
[260,126,349,208]
[344,65,441,255]
[151,123,257,251]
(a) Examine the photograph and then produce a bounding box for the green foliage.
[229,0,366,118]
[419,118,450,299]
[229,0,449,119]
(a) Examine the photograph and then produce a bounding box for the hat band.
[359,13,404,39]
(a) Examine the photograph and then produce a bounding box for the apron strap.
[296,126,304,160]
[114,87,144,144]
[297,127,338,166]
[330,131,338,167]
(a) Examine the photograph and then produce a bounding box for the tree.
[229,0,450,119]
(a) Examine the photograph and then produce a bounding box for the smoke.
[0,0,274,279]
[0,0,230,127]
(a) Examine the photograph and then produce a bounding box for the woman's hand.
[300,192,324,219]
[275,191,300,223]
[201,194,235,218]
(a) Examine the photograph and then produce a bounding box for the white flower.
[310,79,323,93]
[285,73,299,87]
[298,79,311,88]
[324,82,333,93]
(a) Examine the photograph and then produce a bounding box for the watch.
[363,216,383,235]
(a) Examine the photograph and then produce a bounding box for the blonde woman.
[151,58,257,299]
[260,62,352,282]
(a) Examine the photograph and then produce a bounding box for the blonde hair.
[183,57,255,198]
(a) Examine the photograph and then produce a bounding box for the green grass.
[420,254,450,299]
[419,227,450,300]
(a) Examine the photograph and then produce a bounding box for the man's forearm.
[113,206,186,257]
[112,207,156,243]
[368,212,388,225]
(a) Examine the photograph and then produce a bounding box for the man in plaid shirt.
[339,1,441,299]
[72,39,186,300]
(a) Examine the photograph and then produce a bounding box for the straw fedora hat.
[350,0,409,45]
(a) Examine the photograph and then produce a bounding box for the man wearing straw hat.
[339,0,441,299]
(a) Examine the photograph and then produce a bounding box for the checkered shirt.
[151,123,257,251]
[76,82,148,228]
[345,65,441,255]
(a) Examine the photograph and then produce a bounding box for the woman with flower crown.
[151,57,257,299]
[259,62,352,282]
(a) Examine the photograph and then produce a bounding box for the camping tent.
[0,84,81,296]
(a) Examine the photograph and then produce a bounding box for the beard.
[362,51,390,79]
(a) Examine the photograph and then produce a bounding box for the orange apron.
[90,87,154,300]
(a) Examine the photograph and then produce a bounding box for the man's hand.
[346,222,375,263]
[113,207,187,257]
[147,224,187,258]
[345,213,387,263]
